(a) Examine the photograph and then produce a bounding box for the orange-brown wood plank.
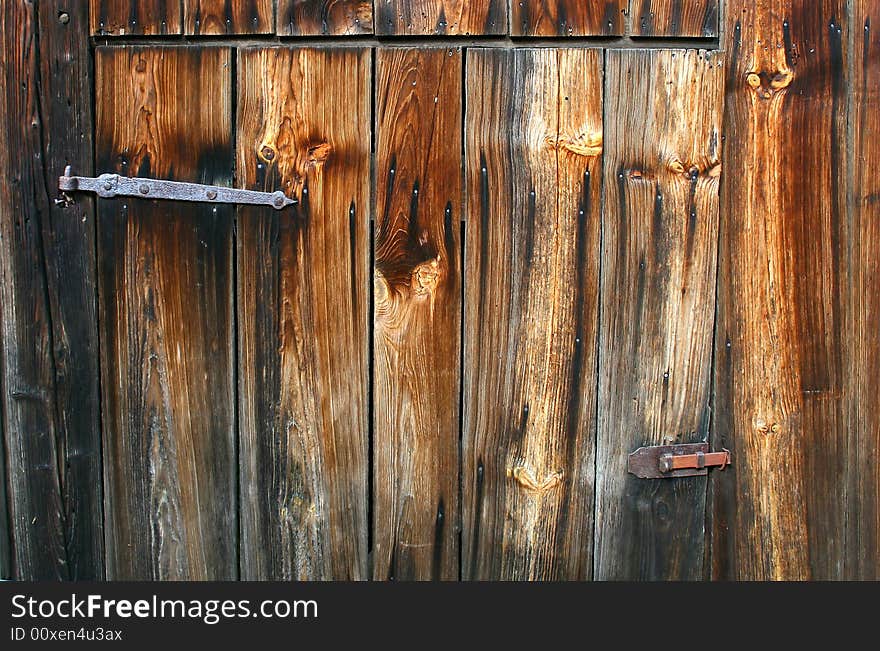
[850,0,880,581]
[512,1,624,36]
[277,0,372,35]
[237,47,371,580]
[185,0,273,34]
[712,1,850,580]
[96,47,236,580]
[462,49,602,580]
[376,0,505,35]
[595,49,723,580]
[373,48,462,581]
[629,0,718,37]
[90,0,182,35]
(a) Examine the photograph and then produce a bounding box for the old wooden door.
[1,1,877,581]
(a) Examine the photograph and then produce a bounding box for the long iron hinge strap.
[58,167,296,210]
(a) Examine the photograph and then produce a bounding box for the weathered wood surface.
[629,0,718,37]
[185,0,273,34]
[1,0,103,580]
[595,49,723,581]
[376,0,505,35]
[512,1,624,36]
[237,47,371,580]
[90,0,182,35]
[96,47,236,580]
[850,0,880,581]
[463,48,602,580]
[373,48,462,581]
[712,1,850,580]
[277,0,372,35]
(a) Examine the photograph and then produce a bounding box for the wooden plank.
[512,1,624,36]
[1,0,103,580]
[96,46,236,580]
[237,47,371,580]
[850,0,880,581]
[277,0,372,35]
[185,0,273,34]
[629,0,718,37]
[462,48,602,580]
[376,0,506,36]
[712,1,849,580]
[595,49,723,581]
[90,0,182,35]
[373,48,462,581]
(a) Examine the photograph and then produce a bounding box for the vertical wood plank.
[185,0,273,34]
[96,46,236,580]
[376,0,506,36]
[237,47,371,581]
[90,0,183,35]
[712,1,850,580]
[512,1,624,36]
[463,48,602,580]
[277,0,372,35]
[373,47,462,581]
[850,0,880,581]
[1,0,103,580]
[595,49,723,581]
[629,0,718,37]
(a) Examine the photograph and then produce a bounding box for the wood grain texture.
[463,48,602,580]
[373,48,462,581]
[1,0,103,580]
[185,0,273,34]
[96,46,236,580]
[512,1,624,36]
[237,47,371,580]
[850,0,880,581]
[595,49,723,581]
[90,0,182,35]
[376,0,506,35]
[277,0,372,35]
[629,0,718,37]
[712,1,849,580]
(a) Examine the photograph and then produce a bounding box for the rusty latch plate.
[627,443,731,479]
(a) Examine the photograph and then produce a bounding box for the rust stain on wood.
[277,0,373,35]
[90,0,182,35]
[512,1,624,36]
[185,0,273,34]
[377,0,505,35]
[629,0,718,37]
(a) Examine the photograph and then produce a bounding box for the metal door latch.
[58,167,296,210]
[627,443,731,479]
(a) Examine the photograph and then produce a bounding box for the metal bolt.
[139,184,150,194]
[206,189,218,200]
[273,195,284,208]
[58,12,70,24]
[103,181,113,191]
[261,146,275,161]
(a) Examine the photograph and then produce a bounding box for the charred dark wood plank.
[90,0,182,35]
[629,0,718,37]
[463,49,602,580]
[373,48,462,581]
[1,0,103,580]
[595,49,723,581]
[185,0,273,34]
[277,0,372,35]
[237,47,371,580]
[96,46,236,580]
[512,1,624,36]
[376,0,505,35]
[850,0,880,581]
[712,0,850,580]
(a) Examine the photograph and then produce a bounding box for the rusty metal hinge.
[58,167,296,210]
[627,443,731,479]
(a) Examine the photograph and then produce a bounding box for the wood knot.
[746,70,793,99]
[411,257,441,297]
[135,59,147,73]
[755,419,782,435]
[307,142,332,166]
[550,131,603,158]
[507,465,563,493]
